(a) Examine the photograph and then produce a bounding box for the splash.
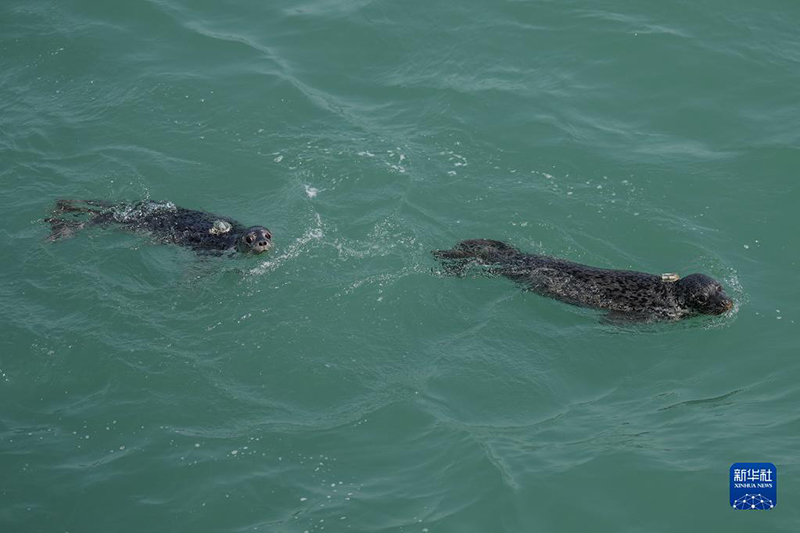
[700,266,744,330]
[248,213,325,276]
[111,200,176,223]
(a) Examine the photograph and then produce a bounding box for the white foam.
[249,213,325,276]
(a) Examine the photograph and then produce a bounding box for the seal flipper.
[53,199,112,215]
[45,218,86,241]
[433,239,519,274]
[45,199,115,241]
[433,246,477,277]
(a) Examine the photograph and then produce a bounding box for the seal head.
[236,226,273,254]
[675,273,733,315]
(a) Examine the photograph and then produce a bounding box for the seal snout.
[706,295,734,315]
[252,238,272,254]
[712,297,734,315]
[721,297,734,313]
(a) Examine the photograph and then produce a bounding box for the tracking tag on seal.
[209,220,232,235]
[661,273,680,282]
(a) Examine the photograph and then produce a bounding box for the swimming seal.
[46,199,273,255]
[433,239,733,321]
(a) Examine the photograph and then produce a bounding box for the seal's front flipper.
[434,239,517,260]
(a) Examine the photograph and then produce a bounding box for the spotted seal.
[46,199,272,255]
[433,239,733,321]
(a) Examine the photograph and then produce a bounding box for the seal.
[433,239,733,321]
[46,199,273,255]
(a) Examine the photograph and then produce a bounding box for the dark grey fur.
[46,199,272,255]
[434,239,733,321]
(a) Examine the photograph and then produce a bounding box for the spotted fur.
[46,199,272,255]
[434,239,733,320]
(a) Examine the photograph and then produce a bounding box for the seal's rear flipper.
[45,199,115,241]
[434,239,517,260]
[433,239,519,276]
[432,248,472,261]
[53,199,112,215]
[432,257,471,277]
[432,246,479,277]
[45,218,86,241]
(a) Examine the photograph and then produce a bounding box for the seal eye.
[246,235,254,244]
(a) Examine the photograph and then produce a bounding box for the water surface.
[2,1,799,531]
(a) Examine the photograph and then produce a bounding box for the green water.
[2,1,799,531]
